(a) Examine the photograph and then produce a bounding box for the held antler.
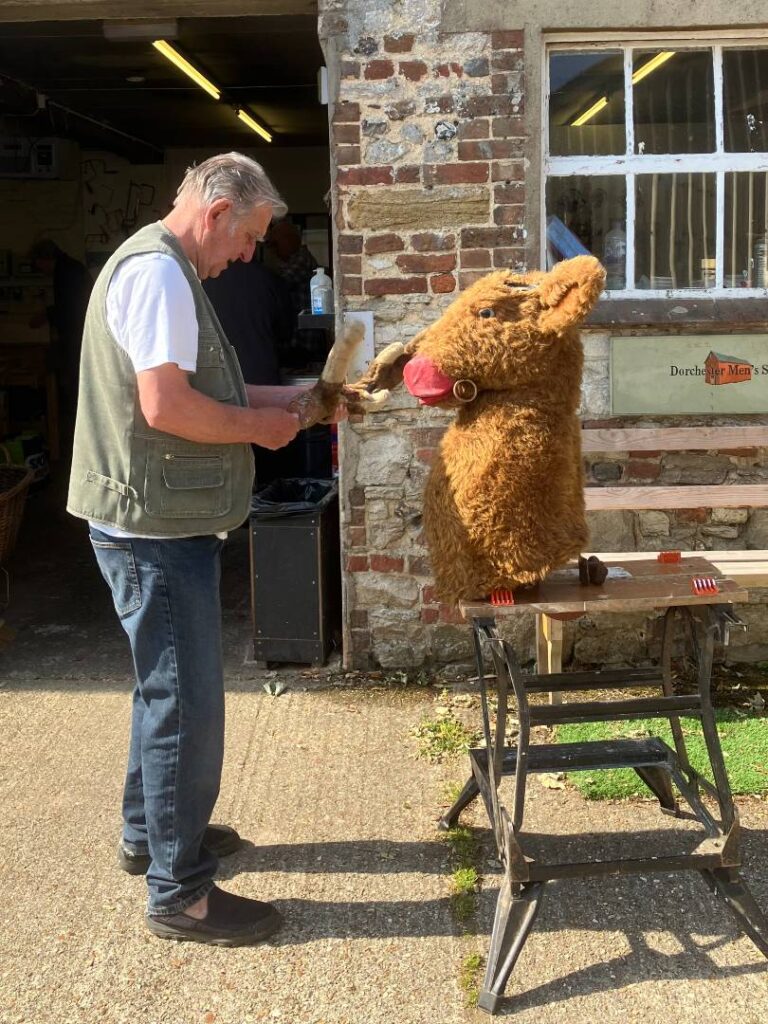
[287,321,388,428]
[287,326,420,428]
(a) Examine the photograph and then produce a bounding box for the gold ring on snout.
[453,379,478,403]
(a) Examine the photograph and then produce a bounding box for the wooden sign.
[611,335,768,414]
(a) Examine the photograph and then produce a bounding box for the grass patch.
[451,866,479,922]
[557,710,768,800]
[443,780,465,805]
[443,824,479,864]
[413,712,478,762]
[441,823,482,923]
[458,952,484,1007]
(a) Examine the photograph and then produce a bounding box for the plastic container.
[310,267,334,314]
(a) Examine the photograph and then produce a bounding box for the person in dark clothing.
[29,239,92,413]
[203,257,289,386]
[203,257,299,484]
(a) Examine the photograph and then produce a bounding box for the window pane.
[632,49,715,154]
[635,174,715,289]
[724,49,768,152]
[725,172,768,286]
[546,175,626,288]
[549,51,625,156]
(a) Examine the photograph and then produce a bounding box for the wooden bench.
[535,425,768,678]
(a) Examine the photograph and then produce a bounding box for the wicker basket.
[0,463,34,566]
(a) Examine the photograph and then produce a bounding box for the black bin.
[249,478,341,666]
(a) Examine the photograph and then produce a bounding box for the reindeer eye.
[478,307,495,318]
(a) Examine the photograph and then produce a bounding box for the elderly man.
[67,153,319,945]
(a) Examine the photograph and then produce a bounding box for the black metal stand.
[441,606,768,1014]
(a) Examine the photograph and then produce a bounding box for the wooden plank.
[580,551,768,587]
[584,484,768,510]
[461,567,749,618]
[581,425,768,452]
[550,557,722,580]
[535,613,564,703]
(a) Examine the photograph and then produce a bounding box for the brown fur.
[349,255,606,603]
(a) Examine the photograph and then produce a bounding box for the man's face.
[199,200,272,279]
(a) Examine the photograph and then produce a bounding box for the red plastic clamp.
[691,576,719,595]
[658,550,682,563]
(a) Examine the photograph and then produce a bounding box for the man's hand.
[319,400,348,425]
[250,408,300,450]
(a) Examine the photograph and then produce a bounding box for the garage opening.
[0,15,340,677]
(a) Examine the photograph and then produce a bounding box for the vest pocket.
[144,445,232,518]
[193,341,235,402]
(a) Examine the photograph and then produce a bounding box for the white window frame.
[543,30,768,297]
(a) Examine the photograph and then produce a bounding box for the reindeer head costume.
[298,256,606,604]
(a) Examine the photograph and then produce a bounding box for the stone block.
[347,187,489,230]
[355,572,420,610]
[746,510,768,548]
[638,511,671,537]
[572,612,651,667]
[587,510,636,549]
[429,624,475,663]
[711,507,749,525]
[356,432,412,486]
[658,454,730,485]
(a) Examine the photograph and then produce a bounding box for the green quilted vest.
[67,221,254,535]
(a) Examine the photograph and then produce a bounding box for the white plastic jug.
[310,267,334,314]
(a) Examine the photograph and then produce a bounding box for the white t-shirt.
[92,252,227,540]
[107,252,198,371]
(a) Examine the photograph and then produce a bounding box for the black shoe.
[117,823,242,875]
[146,885,282,946]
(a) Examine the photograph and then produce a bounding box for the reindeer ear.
[537,255,606,336]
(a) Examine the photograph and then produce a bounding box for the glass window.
[545,176,627,287]
[635,174,715,289]
[546,42,768,293]
[632,50,714,155]
[725,172,768,286]
[724,49,768,152]
[549,51,625,156]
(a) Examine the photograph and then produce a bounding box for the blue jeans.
[89,527,225,915]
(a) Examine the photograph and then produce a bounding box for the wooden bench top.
[460,557,749,618]
[584,550,768,588]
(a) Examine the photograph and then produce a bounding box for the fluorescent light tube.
[571,51,676,127]
[236,108,272,143]
[152,40,220,100]
[632,50,675,85]
[571,96,608,127]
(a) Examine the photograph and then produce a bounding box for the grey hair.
[174,152,288,219]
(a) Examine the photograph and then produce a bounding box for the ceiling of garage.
[0,15,328,159]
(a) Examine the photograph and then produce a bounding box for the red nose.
[403,355,456,405]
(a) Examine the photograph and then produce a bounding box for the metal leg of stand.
[634,765,679,815]
[691,607,737,832]
[701,869,768,956]
[477,876,545,1014]
[438,775,480,831]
